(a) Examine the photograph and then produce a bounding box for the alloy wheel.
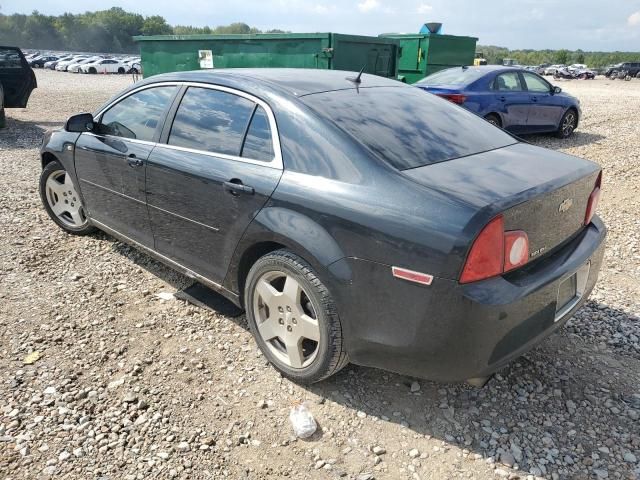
[252,271,320,369]
[562,112,576,137]
[45,170,88,228]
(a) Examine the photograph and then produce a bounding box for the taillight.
[460,216,504,283]
[460,216,531,283]
[584,172,602,225]
[436,93,467,105]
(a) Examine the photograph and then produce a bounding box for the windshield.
[416,67,486,87]
[302,86,517,170]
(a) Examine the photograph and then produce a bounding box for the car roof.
[139,68,406,97]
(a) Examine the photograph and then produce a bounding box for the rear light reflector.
[584,172,602,225]
[503,231,529,272]
[436,93,467,105]
[460,215,505,284]
[392,266,433,286]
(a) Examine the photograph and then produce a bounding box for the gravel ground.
[1,70,639,480]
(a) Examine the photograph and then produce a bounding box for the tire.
[39,160,96,235]
[117,67,125,74]
[88,67,96,74]
[556,109,578,139]
[0,107,5,129]
[484,113,501,128]
[245,249,348,383]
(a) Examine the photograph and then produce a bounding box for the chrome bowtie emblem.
[558,198,573,213]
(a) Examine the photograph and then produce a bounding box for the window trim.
[94,81,283,170]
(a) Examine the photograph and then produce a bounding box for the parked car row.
[24,52,141,74]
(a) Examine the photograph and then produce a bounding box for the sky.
[2,0,640,51]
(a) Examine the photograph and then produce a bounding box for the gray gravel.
[0,70,639,479]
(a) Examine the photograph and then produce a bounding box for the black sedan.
[39,69,606,385]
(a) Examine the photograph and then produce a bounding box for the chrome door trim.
[147,203,220,232]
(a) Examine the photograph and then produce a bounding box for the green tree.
[555,49,570,64]
[142,16,172,35]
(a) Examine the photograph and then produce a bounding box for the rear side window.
[302,86,516,170]
[99,86,177,141]
[493,72,523,91]
[241,106,274,161]
[0,48,23,69]
[169,87,255,156]
[417,67,486,86]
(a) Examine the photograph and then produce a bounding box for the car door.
[74,84,179,247]
[146,84,283,284]
[0,46,36,108]
[490,71,530,133]
[521,71,564,132]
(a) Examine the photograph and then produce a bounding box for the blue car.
[415,66,581,139]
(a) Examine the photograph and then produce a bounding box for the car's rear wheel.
[245,250,348,383]
[39,160,95,235]
[556,109,577,139]
[118,67,125,74]
[484,113,501,128]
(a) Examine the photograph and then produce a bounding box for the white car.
[67,57,104,73]
[80,58,127,74]
[56,56,90,71]
[543,64,565,76]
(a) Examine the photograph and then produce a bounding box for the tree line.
[0,7,638,67]
[0,8,286,53]
[477,45,639,69]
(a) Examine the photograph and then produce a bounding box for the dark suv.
[0,46,37,127]
[605,62,640,78]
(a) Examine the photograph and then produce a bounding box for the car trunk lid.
[403,142,601,265]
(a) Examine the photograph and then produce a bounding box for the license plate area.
[555,261,590,322]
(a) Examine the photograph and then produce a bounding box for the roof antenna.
[346,65,366,84]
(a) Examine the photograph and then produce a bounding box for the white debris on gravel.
[0,71,639,479]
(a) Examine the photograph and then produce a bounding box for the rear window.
[302,86,516,170]
[416,67,486,86]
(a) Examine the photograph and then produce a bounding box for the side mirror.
[65,113,94,133]
[552,86,562,94]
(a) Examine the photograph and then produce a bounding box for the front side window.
[522,72,551,93]
[493,72,523,91]
[99,86,177,141]
[241,106,274,161]
[169,87,255,156]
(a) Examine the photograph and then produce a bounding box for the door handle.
[223,179,255,196]
[127,154,143,167]
[498,96,506,102]
[531,96,538,102]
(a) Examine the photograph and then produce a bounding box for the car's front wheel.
[245,250,348,383]
[39,160,96,235]
[556,109,577,139]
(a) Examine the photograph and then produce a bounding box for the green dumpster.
[133,33,400,79]
[380,30,477,83]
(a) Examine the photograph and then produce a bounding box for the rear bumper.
[330,217,606,382]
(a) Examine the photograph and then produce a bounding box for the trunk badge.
[558,198,573,213]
